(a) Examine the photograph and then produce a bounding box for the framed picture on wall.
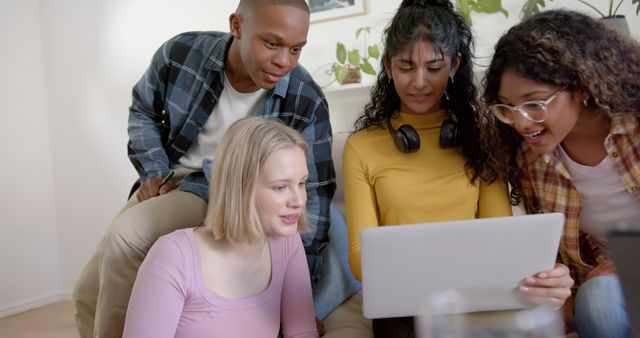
[307,0,365,23]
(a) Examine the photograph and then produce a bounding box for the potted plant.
[329,26,381,85]
[459,0,638,34]
[522,0,639,35]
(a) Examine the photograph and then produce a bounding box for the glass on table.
[416,289,565,338]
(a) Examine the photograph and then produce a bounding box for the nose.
[412,68,427,88]
[272,49,291,69]
[512,108,535,131]
[288,187,306,208]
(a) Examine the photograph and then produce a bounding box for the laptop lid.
[607,225,640,337]
[360,213,565,319]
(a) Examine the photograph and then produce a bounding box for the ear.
[450,52,461,78]
[576,88,590,106]
[229,13,241,39]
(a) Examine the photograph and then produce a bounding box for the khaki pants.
[72,182,207,338]
[324,291,373,338]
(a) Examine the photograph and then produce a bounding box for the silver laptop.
[360,213,565,319]
[607,224,640,337]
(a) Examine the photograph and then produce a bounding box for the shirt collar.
[610,114,638,136]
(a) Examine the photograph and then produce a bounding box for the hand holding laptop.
[517,263,574,309]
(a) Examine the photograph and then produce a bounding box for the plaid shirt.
[127,31,336,267]
[518,114,640,287]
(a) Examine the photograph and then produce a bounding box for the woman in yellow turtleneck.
[343,0,513,283]
[340,1,572,337]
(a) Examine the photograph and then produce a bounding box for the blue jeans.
[313,206,362,319]
[572,276,631,338]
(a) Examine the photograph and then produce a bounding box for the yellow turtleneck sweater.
[343,110,512,280]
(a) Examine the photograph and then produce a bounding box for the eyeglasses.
[488,88,563,124]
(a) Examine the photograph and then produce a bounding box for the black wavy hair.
[481,9,640,206]
[355,0,492,183]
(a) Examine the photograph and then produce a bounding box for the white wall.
[38,0,239,294]
[1,0,639,316]
[0,0,61,317]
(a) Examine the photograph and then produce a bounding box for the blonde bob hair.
[204,116,310,244]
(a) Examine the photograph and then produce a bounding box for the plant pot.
[601,15,630,37]
[340,67,362,85]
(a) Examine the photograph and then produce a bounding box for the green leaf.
[361,58,376,75]
[368,44,380,59]
[470,0,508,17]
[456,0,507,24]
[633,0,640,15]
[520,0,550,20]
[336,42,346,64]
[334,65,348,83]
[456,0,473,24]
[348,49,361,66]
[355,26,371,39]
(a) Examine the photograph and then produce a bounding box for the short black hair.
[236,0,310,17]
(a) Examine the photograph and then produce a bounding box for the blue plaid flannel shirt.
[127,31,336,280]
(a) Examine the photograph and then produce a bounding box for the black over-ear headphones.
[387,117,420,153]
[387,116,460,153]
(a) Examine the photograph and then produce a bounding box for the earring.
[444,91,450,101]
[450,75,454,84]
[583,98,589,106]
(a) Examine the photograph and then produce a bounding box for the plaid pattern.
[518,114,640,287]
[127,31,336,255]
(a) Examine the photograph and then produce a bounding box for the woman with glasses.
[482,9,640,338]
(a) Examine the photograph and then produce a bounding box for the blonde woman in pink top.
[123,117,319,338]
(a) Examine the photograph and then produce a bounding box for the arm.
[127,37,175,189]
[281,235,320,338]
[477,178,513,218]
[294,91,336,285]
[298,111,335,248]
[342,138,379,281]
[123,235,187,338]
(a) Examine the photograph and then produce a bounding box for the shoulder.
[284,64,326,102]
[148,229,194,263]
[161,31,231,63]
[166,31,229,48]
[347,127,388,149]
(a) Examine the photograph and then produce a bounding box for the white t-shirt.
[558,145,640,251]
[178,74,267,169]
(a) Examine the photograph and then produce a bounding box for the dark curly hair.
[481,9,640,206]
[354,0,492,183]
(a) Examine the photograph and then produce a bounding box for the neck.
[561,107,610,166]
[225,41,259,93]
[565,107,610,143]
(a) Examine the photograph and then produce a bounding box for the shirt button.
[611,152,619,158]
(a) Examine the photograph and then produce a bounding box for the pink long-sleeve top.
[123,228,318,338]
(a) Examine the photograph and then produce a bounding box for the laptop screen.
[360,213,564,319]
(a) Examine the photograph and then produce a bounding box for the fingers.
[518,283,572,302]
[523,264,573,288]
[158,181,177,195]
[516,263,574,308]
[516,290,566,309]
[136,178,162,202]
[315,317,325,337]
